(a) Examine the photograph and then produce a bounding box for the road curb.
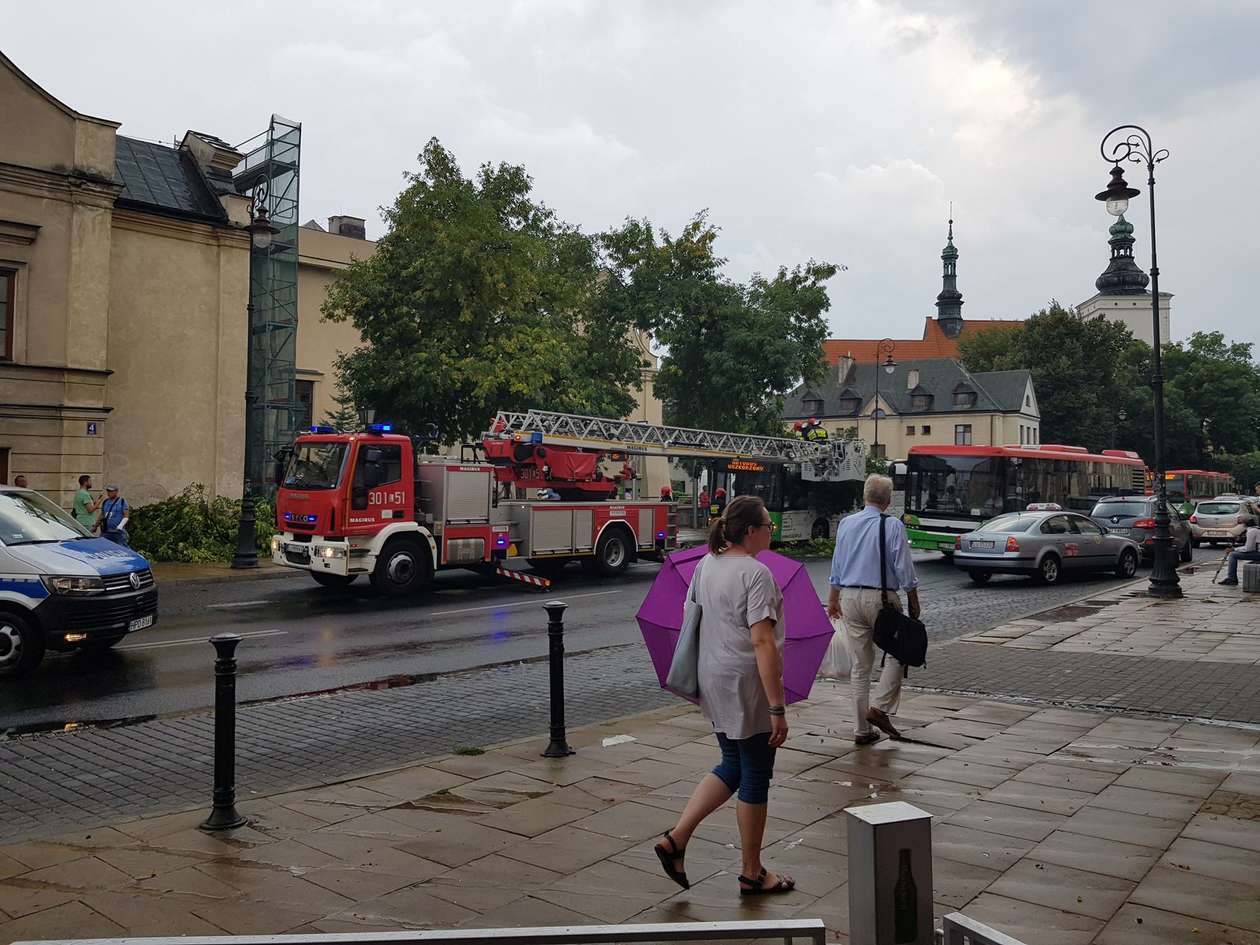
[151,566,304,589]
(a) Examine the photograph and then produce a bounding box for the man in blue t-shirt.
[98,485,131,547]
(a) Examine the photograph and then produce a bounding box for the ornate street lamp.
[1096,125,1180,597]
[872,339,897,460]
[232,205,279,570]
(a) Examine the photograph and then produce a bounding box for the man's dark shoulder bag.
[873,513,928,676]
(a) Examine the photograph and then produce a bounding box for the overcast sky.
[8,1,1258,348]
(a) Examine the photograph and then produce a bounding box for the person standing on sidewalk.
[1218,522,1260,586]
[827,474,920,744]
[653,495,796,897]
[98,485,131,547]
[73,474,100,532]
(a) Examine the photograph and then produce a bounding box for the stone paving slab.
[2,681,1260,945]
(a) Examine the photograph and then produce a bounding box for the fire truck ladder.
[489,409,857,466]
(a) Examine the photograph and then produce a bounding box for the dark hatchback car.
[1089,496,1193,563]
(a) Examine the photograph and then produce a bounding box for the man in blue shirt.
[827,474,920,744]
[98,485,131,547]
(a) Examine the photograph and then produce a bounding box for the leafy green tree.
[959,302,1135,452]
[322,380,362,432]
[323,139,641,441]
[1219,452,1260,494]
[597,213,835,434]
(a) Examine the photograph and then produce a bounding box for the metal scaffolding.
[234,115,301,492]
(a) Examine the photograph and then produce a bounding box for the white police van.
[0,485,157,676]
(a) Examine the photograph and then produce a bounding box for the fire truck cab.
[272,423,675,594]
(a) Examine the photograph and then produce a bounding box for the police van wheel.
[811,518,830,540]
[371,539,432,596]
[0,613,44,677]
[311,572,358,589]
[593,529,632,577]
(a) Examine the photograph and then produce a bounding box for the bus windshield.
[284,442,348,490]
[907,455,1004,518]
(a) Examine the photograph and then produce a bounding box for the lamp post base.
[200,805,247,831]
[231,493,259,570]
[1146,576,1183,599]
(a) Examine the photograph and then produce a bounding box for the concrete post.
[846,801,933,945]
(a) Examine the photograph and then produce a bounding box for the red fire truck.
[271,409,865,594]
[271,418,676,593]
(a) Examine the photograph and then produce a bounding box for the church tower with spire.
[1076,212,1171,347]
[935,216,964,338]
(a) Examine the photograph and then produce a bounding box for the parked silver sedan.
[952,509,1142,586]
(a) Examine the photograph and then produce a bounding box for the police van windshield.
[0,490,90,545]
[284,443,348,490]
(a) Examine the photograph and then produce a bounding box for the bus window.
[907,456,1002,517]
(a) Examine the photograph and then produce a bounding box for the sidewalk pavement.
[149,560,297,587]
[2,677,1258,945]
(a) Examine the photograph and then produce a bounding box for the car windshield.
[1196,502,1240,515]
[1092,500,1150,518]
[978,515,1038,533]
[283,442,348,490]
[0,491,91,545]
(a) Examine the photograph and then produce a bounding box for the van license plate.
[128,615,154,633]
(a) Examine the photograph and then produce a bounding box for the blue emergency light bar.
[308,425,336,434]
[366,422,393,434]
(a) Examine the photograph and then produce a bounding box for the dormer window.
[953,382,977,408]
[838,397,860,415]
[911,394,933,411]
[802,398,824,416]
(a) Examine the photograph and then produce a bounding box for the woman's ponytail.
[707,515,727,554]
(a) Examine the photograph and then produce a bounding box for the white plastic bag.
[819,616,851,679]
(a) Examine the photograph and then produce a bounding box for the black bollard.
[541,600,575,758]
[200,633,248,831]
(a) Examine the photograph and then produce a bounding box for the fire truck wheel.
[370,539,432,595]
[311,572,358,589]
[591,527,633,577]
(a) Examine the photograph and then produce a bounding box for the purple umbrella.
[636,545,834,705]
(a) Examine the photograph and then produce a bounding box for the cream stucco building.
[0,50,666,507]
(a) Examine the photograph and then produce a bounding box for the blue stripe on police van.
[0,577,49,600]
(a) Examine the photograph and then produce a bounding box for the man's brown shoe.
[854,731,881,746]
[867,708,901,739]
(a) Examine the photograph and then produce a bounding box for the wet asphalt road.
[1,550,1207,731]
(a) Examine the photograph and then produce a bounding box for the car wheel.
[370,538,432,595]
[592,527,632,577]
[311,572,358,589]
[1178,539,1193,562]
[0,612,44,677]
[1034,554,1062,586]
[1115,548,1138,579]
[1191,537,1200,548]
[967,570,992,585]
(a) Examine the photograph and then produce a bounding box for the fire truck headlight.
[271,536,282,554]
[318,545,347,559]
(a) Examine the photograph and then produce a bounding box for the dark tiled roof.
[115,136,226,222]
[784,358,1033,419]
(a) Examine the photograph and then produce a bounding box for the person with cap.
[98,484,131,547]
[12,474,27,488]
[659,484,673,502]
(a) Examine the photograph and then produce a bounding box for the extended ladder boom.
[488,410,867,482]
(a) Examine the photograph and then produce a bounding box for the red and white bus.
[1164,469,1237,515]
[901,444,1147,554]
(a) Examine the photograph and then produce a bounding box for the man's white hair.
[863,474,894,507]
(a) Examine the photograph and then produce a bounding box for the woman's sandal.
[738,867,796,896]
[654,830,690,890]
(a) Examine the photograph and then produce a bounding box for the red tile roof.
[823,317,1025,364]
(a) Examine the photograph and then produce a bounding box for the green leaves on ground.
[959,306,1260,470]
[129,485,276,563]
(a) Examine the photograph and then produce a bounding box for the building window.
[0,269,13,361]
[802,398,824,416]
[953,390,977,408]
[905,425,915,436]
[911,394,932,411]
[871,443,886,459]
[1025,394,1032,407]
[921,425,931,435]
[295,380,315,430]
[955,424,972,445]
[907,369,920,389]
[838,397,860,415]
[0,447,8,485]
